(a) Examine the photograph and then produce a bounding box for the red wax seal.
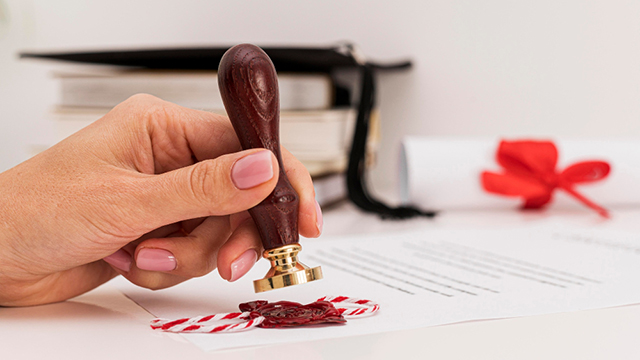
[239,300,347,328]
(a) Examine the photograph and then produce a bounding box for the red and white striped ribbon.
[150,311,264,333]
[150,296,378,334]
[317,296,380,318]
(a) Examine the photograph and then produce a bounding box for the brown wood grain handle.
[218,44,299,250]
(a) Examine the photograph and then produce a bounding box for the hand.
[0,94,322,306]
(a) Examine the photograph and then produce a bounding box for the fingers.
[109,95,320,238]
[135,216,228,275]
[113,217,229,289]
[110,215,263,290]
[106,94,242,173]
[218,212,262,282]
[281,147,323,237]
[134,148,279,230]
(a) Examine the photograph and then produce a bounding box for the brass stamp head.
[254,244,323,293]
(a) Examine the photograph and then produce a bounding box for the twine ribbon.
[150,296,379,333]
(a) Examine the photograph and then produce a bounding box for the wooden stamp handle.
[218,44,299,250]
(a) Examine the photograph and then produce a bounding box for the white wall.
[1,0,639,193]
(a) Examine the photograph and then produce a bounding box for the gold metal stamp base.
[253,244,323,293]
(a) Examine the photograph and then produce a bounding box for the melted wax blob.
[239,300,346,328]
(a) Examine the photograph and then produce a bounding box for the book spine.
[59,74,333,110]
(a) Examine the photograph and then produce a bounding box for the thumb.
[135,149,278,227]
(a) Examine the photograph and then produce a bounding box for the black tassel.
[346,64,436,219]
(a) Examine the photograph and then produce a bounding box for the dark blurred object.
[20,45,410,73]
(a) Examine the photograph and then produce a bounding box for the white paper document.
[118,224,640,352]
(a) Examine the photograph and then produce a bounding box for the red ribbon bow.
[481,140,611,217]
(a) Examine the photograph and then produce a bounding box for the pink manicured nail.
[136,248,176,271]
[229,249,258,282]
[231,150,274,189]
[103,249,132,272]
[315,200,323,235]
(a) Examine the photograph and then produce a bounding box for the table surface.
[3,202,640,360]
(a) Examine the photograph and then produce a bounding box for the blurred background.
[1,0,639,196]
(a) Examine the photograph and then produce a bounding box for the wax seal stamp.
[218,44,323,293]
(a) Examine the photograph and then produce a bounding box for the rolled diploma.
[400,137,640,210]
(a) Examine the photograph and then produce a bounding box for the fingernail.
[231,150,274,189]
[136,248,177,271]
[229,249,258,282]
[103,249,132,272]
[315,200,323,235]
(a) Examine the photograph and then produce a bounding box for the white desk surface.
[3,203,640,360]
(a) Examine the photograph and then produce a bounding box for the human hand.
[0,94,321,306]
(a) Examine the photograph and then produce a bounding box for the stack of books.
[49,68,359,206]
